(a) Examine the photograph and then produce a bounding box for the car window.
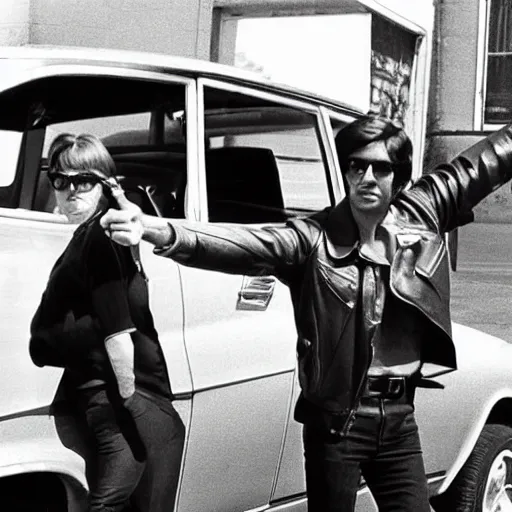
[43,113,152,156]
[26,74,188,219]
[0,130,22,187]
[202,86,332,223]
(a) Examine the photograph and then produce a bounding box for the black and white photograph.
[0,1,511,511]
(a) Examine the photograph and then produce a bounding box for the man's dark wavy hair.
[335,115,413,194]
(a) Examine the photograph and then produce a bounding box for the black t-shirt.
[30,210,173,403]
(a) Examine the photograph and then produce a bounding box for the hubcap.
[483,449,512,511]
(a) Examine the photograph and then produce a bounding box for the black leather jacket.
[156,124,512,428]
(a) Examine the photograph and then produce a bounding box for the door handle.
[237,275,276,311]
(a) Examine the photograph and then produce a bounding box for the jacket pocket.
[317,260,358,308]
[415,237,446,279]
[297,337,320,395]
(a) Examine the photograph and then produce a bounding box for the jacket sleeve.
[403,123,512,233]
[153,214,325,281]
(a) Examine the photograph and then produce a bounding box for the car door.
[0,64,192,477]
[173,79,343,511]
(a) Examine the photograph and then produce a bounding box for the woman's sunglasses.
[48,172,104,193]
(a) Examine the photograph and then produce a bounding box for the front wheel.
[432,423,512,512]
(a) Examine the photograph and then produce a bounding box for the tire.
[432,423,512,512]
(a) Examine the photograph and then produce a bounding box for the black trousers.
[77,387,185,512]
[303,390,431,512]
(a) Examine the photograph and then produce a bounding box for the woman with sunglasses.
[29,133,185,512]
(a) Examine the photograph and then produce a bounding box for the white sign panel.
[234,14,372,112]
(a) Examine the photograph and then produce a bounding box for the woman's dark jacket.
[155,124,512,424]
[30,211,174,404]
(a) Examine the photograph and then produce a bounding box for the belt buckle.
[385,377,405,398]
[366,376,405,398]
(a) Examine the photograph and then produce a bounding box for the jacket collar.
[323,198,398,264]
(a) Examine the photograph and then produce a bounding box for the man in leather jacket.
[100,116,512,511]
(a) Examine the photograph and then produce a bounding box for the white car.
[0,46,510,512]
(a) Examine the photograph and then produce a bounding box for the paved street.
[451,222,512,342]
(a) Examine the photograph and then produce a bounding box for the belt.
[363,375,410,399]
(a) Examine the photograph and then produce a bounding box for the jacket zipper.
[341,339,374,435]
[341,283,376,436]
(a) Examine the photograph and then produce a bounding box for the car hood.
[451,322,510,370]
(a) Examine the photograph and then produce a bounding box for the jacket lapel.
[323,199,395,264]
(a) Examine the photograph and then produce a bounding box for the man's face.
[344,140,394,216]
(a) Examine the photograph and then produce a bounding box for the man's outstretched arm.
[100,188,324,278]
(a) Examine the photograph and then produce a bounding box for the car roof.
[0,45,362,116]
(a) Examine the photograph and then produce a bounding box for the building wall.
[0,0,435,65]
[428,0,480,133]
[0,0,30,46]
[424,0,512,222]
[29,0,214,59]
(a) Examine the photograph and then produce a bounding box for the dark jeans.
[303,392,430,512]
[77,387,185,512]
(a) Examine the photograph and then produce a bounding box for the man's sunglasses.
[48,172,104,192]
[347,159,394,175]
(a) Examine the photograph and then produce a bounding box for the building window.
[485,0,512,124]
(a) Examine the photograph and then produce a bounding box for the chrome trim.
[195,79,209,222]
[0,62,194,96]
[185,78,202,222]
[0,392,193,424]
[268,496,308,511]
[429,473,447,483]
[318,106,351,203]
[237,275,276,311]
[200,77,324,113]
[244,505,270,512]
[322,108,360,200]
[193,369,294,395]
[320,108,357,126]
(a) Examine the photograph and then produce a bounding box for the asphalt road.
[451,222,512,342]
